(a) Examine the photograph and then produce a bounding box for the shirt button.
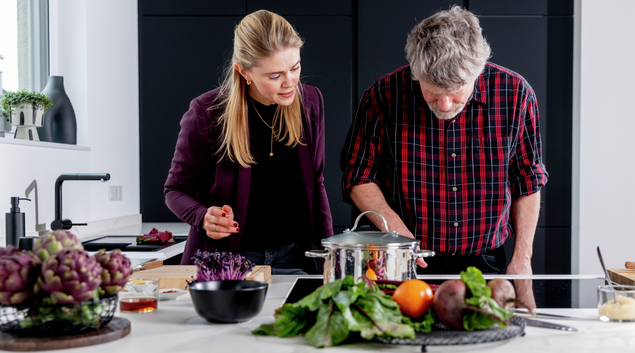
[451,153,457,158]
[452,187,457,192]
[453,222,459,227]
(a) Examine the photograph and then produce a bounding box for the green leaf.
[460,267,515,331]
[461,266,491,298]
[273,304,314,337]
[403,309,436,332]
[305,301,349,348]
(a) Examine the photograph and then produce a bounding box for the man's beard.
[428,102,466,120]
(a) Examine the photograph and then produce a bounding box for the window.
[0,0,49,94]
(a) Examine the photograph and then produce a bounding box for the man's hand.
[350,183,427,267]
[506,257,536,309]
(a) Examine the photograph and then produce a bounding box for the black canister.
[5,197,30,247]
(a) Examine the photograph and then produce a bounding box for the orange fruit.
[392,279,433,318]
[365,268,378,281]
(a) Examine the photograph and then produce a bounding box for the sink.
[82,235,187,252]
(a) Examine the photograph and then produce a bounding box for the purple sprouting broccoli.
[37,249,102,304]
[191,250,254,282]
[0,250,42,305]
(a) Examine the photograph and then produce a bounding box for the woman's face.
[236,47,301,106]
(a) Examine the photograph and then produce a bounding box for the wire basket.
[0,295,117,337]
[375,316,526,347]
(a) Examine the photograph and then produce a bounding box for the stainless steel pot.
[306,211,435,283]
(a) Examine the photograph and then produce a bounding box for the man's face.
[419,81,474,120]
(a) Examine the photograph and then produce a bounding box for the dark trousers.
[238,243,308,275]
[417,246,508,275]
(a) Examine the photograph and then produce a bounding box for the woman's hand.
[203,205,240,240]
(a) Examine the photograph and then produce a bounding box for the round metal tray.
[375,316,525,348]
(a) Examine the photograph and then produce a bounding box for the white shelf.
[0,134,90,151]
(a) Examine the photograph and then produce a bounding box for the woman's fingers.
[221,205,234,220]
[204,206,239,240]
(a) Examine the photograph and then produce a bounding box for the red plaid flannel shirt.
[341,63,548,255]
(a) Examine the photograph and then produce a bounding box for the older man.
[341,6,548,282]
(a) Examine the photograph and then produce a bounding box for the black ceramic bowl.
[189,280,268,323]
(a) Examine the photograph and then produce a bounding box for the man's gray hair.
[405,6,491,90]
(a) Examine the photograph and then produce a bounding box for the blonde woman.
[165,10,333,274]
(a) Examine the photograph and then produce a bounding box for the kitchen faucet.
[50,173,110,230]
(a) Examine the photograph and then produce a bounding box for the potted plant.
[0,90,53,140]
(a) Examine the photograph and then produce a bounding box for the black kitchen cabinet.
[139,1,573,274]
[138,1,354,232]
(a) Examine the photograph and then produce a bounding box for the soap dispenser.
[5,197,30,247]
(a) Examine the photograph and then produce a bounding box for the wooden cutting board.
[608,268,635,286]
[0,317,130,352]
[129,265,271,289]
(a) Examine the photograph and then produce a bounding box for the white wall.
[573,0,635,273]
[0,0,140,245]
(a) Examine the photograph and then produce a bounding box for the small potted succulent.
[0,90,53,140]
[0,230,131,336]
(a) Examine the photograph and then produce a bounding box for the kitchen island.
[13,275,635,353]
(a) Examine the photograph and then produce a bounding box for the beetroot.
[432,279,467,328]
[487,278,534,312]
[487,278,516,310]
[433,278,510,330]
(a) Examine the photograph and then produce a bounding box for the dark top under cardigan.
[164,84,334,267]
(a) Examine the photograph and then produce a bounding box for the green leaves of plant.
[0,90,53,114]
[460,267,514,331]
[253,276,415,348]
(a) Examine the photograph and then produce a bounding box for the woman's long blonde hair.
[215,10,305,167]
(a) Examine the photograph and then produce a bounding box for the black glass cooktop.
[285,277,605,309]
[82,235,187,252]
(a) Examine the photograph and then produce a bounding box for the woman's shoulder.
[192,87,223,108]
[300,83,322,103]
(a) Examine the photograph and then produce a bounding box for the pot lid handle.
[345,210,395,234]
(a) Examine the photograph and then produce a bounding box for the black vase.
[38,76,77,144]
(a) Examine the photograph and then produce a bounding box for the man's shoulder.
[364,65,415,98]
[482,62,534,92]
[376,65,413,85]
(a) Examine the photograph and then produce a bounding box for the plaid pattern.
[341,63,548,255]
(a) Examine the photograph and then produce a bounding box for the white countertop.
[49,275,635,353]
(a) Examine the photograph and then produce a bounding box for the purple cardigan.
[164,84,334,265]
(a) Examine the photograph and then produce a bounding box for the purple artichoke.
[0,245,21,257]
[33,230,84,261]
[94,249,131,297]
[37,249,102,304]
[0,251,42,305]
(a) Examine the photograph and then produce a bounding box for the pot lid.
[321,211,420,248]
[322,230,419,247]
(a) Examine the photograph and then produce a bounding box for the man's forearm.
[349,183,413,238]
[508,191,541,273]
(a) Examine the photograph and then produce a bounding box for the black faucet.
[50,173,111,230]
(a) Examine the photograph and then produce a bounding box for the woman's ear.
[234,63,250,82]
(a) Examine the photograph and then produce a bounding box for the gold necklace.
[249,96,274,156]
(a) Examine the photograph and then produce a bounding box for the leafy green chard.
[253,276,423,348]
[460,267,514,331]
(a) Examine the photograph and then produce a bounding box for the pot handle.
[347,210,393,233]
[413,249,436,258]
[305,250,330,259]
